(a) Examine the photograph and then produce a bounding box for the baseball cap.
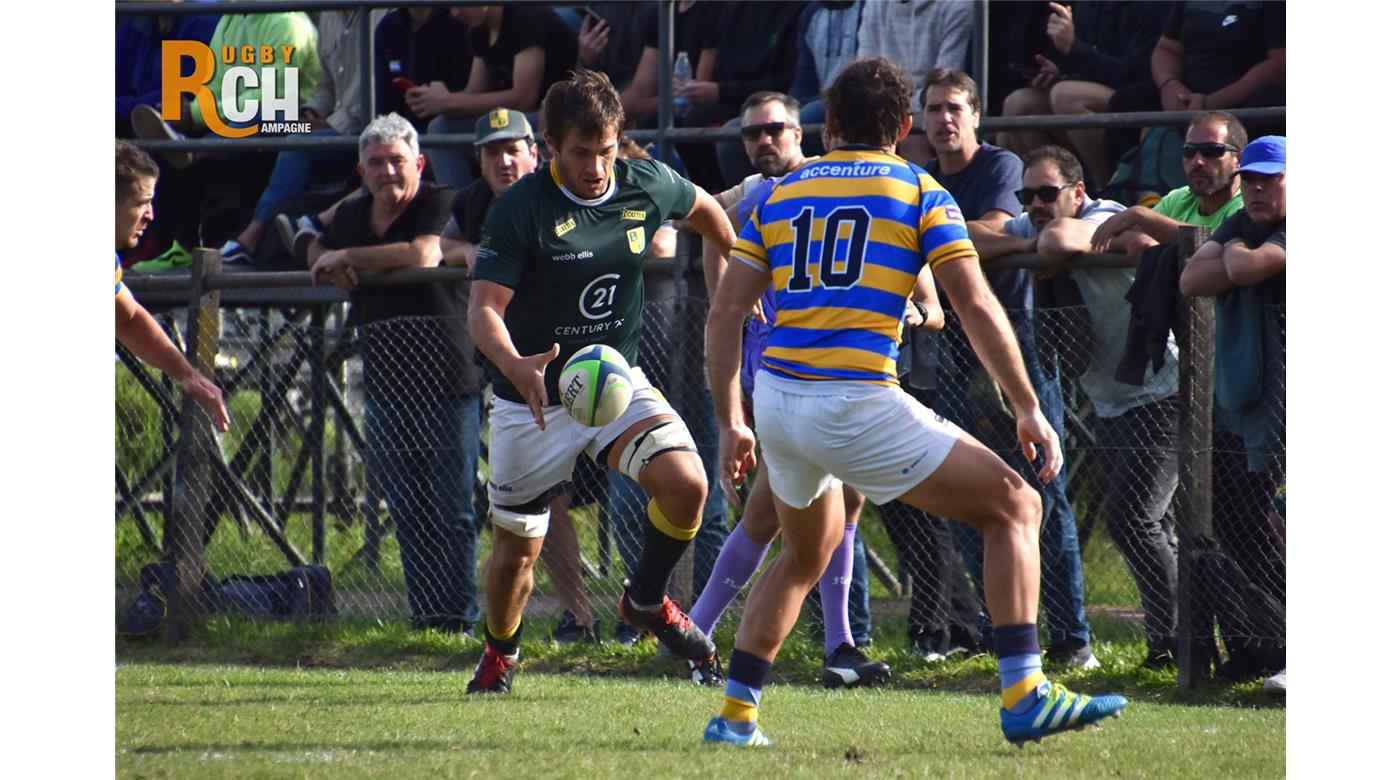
[475,108,533,146]
[1238,135,1285,175]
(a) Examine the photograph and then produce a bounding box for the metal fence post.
[1174,225,1215,689]
[311,305,328,564]
[165,247,222,644]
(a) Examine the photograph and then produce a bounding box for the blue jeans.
[937,310,1092,650]
[252,127,357,224]
[363,392,483,628]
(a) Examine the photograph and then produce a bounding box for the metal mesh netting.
[115,285,1285,659]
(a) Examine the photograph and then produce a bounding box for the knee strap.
[489,489,558,539]
[617,419,697,482]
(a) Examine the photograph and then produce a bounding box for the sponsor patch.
[621,209,647,222]
[554,217,577,237]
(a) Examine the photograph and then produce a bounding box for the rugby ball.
[559,344,634,427]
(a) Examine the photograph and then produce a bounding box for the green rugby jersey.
[475,157,697,404]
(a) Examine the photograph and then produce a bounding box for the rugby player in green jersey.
[465,70,736,694]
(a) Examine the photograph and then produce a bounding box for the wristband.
[1158,77,1180,91]
[912,301,929,327]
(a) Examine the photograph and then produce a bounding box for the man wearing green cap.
[442,108,540,271]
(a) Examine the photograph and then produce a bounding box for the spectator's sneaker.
[619,593,715,661]
[1046,643,1102,670]
[822,643,892,689]
[688,654,723,687]
[909,633,947,663]
[220,240,254,267]
[614,622,643,647]
[130,104,192,169]
[1140,646,1175,671]
[1001,680,1128,747]
[552,611,598,645]
[703,717,772,747]
[130,240,193,273]
[276,213,323,264]
[1263,668,1286,696]
[465,645,517,695]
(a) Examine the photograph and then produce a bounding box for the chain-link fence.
[116,252,1285,678]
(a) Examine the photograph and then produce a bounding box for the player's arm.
[468,279,558,429]
[701,199,743,300]
[969,219,1037,261]
[705,258,767,501]
[1179,239,1234,298]
[907,265,945,330]
[116,291,230,432]
[685,187,737,259]
[933,256,1060,482]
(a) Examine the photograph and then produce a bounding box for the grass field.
[117,662,1284,778]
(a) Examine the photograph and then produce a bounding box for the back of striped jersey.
[729,147,976,385]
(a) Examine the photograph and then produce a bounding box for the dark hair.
[1023,144,1084,185]
[1189,111,1248,151]
[542,69,625,146]
[920,68,981,115]
[741,91,801,123]
[825,57,914,148]
[116,140,159,198]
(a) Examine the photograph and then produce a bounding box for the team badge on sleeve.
[945,205,964,222]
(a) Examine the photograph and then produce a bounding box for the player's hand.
[504,343,561,430]
[181,371,230,433]
[310,250,357,290]
[717,423,757,508]
[750,300,766,323]
[1046,2,1075,54]
[1016,408,1062,484]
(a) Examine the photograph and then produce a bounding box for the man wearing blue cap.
[1180,135,1286,690]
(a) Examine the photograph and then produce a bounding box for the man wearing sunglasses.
[1089,111,1247,261]
[1180,136,1286,690]
[925,69,1096,671]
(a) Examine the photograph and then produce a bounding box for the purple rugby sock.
[821,522,858,655]
[690,522,771,636]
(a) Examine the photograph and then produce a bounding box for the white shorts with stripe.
[753,370,964,508]
[487,366,680,508]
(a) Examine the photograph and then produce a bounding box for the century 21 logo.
[161,41,305,138]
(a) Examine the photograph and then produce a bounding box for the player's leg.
[818,485,891,688]
[690,459,780,638]
[895,433,1128,744]
[469,400,584,694]
[600,410,715,661]
[705,486,846,747]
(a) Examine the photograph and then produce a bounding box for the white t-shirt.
[1004,198,1178,417]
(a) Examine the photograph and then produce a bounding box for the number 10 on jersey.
[787,206,871,292]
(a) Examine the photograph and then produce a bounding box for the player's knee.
[659,465,708,514]
[1008,486,1043,536]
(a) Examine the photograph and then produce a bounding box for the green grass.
[117,662,1284,778]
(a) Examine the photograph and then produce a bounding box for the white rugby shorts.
[487,366,680,508]
[753,370,964,508]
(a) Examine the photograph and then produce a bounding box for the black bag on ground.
[216,565,336,619]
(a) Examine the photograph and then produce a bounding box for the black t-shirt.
[470,5,578,107]
[586,2,653,91]
[319,183,479,399]
[374,9,474,131]
[1210,210,1285,303]
[448,179,496,245]
[640,0,718,78]
[1164,1,1286,94]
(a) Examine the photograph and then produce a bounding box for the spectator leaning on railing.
[1179,135,1286,685]
[1086,110,1248,668]
[307,113,485,636]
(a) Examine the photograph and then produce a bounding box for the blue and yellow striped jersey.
[730,147,977,386]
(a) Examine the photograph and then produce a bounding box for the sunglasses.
[740,122,797,142]
[1181,142,1240,160]
[1014,183,1073,206]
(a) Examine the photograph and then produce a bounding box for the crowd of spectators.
[116,1,1285,689]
